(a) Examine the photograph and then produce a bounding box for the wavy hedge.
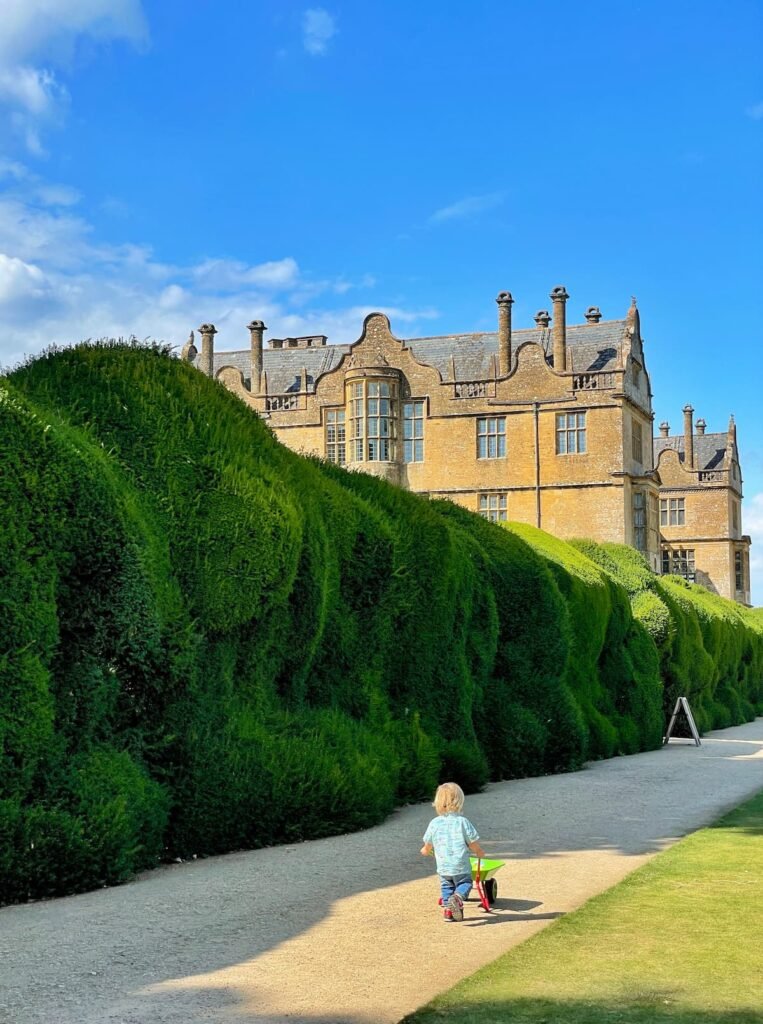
[1,342,760,904]
[571,540,763,732]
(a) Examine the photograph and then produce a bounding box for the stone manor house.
[182,287,752,605]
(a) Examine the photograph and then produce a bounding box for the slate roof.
[653,432,729,471]
[211,319,628,394]
[215,344,351,394]
[405,320,627,382]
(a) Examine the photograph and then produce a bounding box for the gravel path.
[2,719,762,1024]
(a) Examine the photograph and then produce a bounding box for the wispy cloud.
[302,8,337,56]
[429,191,505,225]
[0,0,148,153]
[0,171,432,369]
[746,101,763,120]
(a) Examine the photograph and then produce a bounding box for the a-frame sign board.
[663,696,701,746]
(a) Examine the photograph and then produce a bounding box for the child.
[420,782,487,922]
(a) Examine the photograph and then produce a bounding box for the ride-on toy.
[471,856,504,911]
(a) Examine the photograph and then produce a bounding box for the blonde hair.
[433,782,465,815]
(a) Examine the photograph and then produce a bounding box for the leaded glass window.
[477,417,506,459]
[556,412,587,454]
[403,400,424,463]
[479,493,507,522]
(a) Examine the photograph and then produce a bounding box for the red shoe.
[443,908,454,922]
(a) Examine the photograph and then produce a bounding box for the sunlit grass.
[403,790,763,1024]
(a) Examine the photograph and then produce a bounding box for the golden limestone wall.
[211,305,750,602]
[216,313,661,569]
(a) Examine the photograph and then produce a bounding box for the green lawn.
[403,790,763,1024]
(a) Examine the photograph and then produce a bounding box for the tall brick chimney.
[659,421,670,437]
[683,404,695,468]
[696,418,706,435]
[247,319,266,394]
[550,286,569,371]
[534,310,551,328]
[198,323,217,377]
[496,291,514,377]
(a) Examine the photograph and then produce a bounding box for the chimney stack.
[198,323,217,377]
[247,319,266,394]
[550,285,569,371]
[659,421,670,437]
[584,305,602,324]
[496,291,514,376]
[728,414,737,447]
[683,404,695,468]
[534,309,551,328]
[696,418,706,435]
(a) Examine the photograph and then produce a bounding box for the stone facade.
[654,411,751,603]
[186,287,751,604]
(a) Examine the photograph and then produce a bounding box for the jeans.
[439,871,472,904]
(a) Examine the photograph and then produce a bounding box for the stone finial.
[728,414,737,446]
[550,285,569,372]
[626,296,641,338]
[496,291,514,377]
[534,309,551,328]
[659,421,670,437]
[696,418,706,435]
[584,306,602,324]
[180,330,197,362]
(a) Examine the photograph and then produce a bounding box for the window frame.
[403,399,425,464]
[478,492,508,522]
[633,490,647,552]
[346,378,398,463]
[660,497,686,527]
[555,411,587,455]
[324,407,346,465]
[476,416,507,460]
[661,547,695,582]
[632,418,644,465]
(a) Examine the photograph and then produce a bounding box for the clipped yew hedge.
[1,342,760,904]
[572,540,763,732]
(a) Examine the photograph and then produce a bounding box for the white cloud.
[0,158,29,181]
[0,174,434,374]
[0,0,148,65]
[35,183,81,207]
[744,492,763,606]
[746,101,763,120]
[0,253,50,305]
[302,8,337,56]
[191,257,300,292]
[0,66,65,115]
[0,0,148,152]
[429,192,505,224]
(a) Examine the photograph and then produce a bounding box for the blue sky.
[1,1,761,600]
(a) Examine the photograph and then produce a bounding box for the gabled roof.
[653,433,729,471]
[404,320,627,382]
[211,319,628,394]
[215,343,351,394]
